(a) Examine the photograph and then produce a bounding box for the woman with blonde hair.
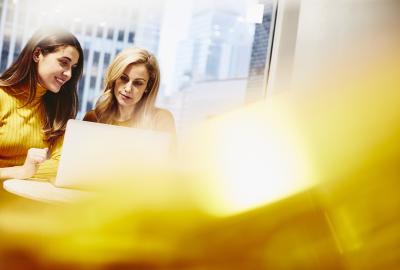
[0,27,84,180]
[83,47,175,135]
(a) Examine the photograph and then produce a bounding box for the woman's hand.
[18,148,49,179]
[0,148,48,180]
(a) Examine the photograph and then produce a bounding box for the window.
[13,40,21,62]
[0,39,10,73]
[128,31,135,43]
[96,26,104,38]
[93,51,100,67]
[89,76,96,89]
[103,53,111,68]
[107,28,114,40]
[0,0,277,132]
[78,78,85,103]
[117,30,124,41]
[83,48,89,63]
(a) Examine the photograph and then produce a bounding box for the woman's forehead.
[124,63,149,79]
[53,45,80,65]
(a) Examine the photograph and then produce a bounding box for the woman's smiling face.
[34,45,79,93]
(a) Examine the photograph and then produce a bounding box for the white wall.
[267,0,301,96]
[268,0,400,94]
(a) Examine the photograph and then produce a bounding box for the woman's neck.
[116,105,135,122]
[7,82,47,102]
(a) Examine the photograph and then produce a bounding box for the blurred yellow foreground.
[1,12,400,270]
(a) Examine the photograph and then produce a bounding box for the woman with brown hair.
[83,47,175,135]
[0,27,84,180]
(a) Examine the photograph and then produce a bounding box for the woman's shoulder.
[154,108,173,118]
[0,86,11,98]
[83,110,98,122]
[0,86,27,101]
[0,87,16,113]
[152,108,176,134]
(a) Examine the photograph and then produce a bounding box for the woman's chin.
[47,85,62,93]
[118,100,135,108]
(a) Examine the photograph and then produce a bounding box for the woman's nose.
[125,82,133,92]
[63,68,72,80]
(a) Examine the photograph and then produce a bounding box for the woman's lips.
[120,93,133,100]
[55,77,66,86]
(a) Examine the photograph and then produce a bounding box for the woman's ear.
[32,47,42,63]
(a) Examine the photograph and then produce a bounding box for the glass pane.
[0,0,276,133]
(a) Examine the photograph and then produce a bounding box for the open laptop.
[3,119,172,203]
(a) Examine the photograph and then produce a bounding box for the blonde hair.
[94,47,160,127]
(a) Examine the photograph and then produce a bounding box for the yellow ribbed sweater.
[0,85,62,180]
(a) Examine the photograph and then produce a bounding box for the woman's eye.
[134,81,144,86]
[120,75,129,82]
[59,61,68,67]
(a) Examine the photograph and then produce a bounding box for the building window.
[104,52,111,67]
[78,78,85,102]
[0,39,10,73]
[96,26,104,38]
[117,30,124,41]
[93,51,100,66]
[83,48,89,62]
[128,31,135,43]
[90,76,96,89]
[107,28,114,40]
[13,40,21,62]
[86,101,93,111]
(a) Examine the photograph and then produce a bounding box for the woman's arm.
[32,135,64,180]
[0,148,48,180]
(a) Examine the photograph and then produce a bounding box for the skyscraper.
[245,0,275,103]
[174,2,255,87]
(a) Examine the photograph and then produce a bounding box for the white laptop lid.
[55,119,172,190]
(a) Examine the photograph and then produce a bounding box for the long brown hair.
[94,47,160,127]
[0,27,84,144]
